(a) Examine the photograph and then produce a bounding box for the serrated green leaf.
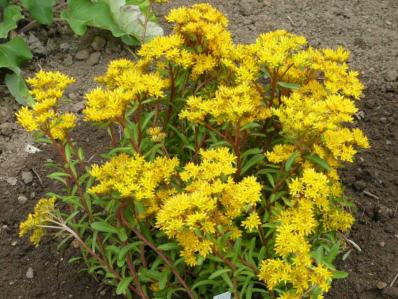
[0,5,23,38]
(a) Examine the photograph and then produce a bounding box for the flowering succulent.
[17,3,368,299]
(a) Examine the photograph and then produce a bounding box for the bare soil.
[0,1,397,298]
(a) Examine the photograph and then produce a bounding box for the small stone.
[377,281,387,289]
[87,52,101,66]
[99,290,106,296]
[11,240,17,246]
[91,36,106,51]
[6,177,17,186]
[46,38,58,53]
[386,140,392,145]
[382,287,398,297]
[63,54,73,66]
[70,101,85,114]
[30,191,36,199]
[68,295,73,298]
[18,195,28,204]
[384,70,398,82]
[9,281,15,285]
[27,33,46,55]
[75,49,90,60]
[380,117,387,123]
[21,171,33,184]
[353,180,366,191]
[355,110,365,120]
[60,42,70,52]
[26,267,34,279]
[378,241,385,248]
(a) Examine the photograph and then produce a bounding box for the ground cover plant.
[0,0,164,105]
[16,3,369,298]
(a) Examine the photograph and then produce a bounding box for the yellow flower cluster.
[258,168,353,297]
[19,197,56,246]
[156,148,262,266]
[84,59,167,122]
[89,153,179,201]
[147,126,166,142]
[16,71,76,140]
[179,83,271,125]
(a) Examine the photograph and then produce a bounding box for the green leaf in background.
[61,0,125,36]
[0,37,33,105]
[20,0,55,25]
[61,0,163,43]
[106,0,163,42]
[0,37,32,73]
[305,154,330,171]
[0,5,24,38]
[5,72,34,105]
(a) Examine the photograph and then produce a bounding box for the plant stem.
[119,208,195,299]
[126,253,148,299]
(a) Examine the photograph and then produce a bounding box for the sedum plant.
[17,3,369,299]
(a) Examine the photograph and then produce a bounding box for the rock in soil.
[91,36,106,51]
[17,195,28,204]
[6,177,17,186]
[87,52,101,66]
[75,49,90,60]
[21,171,33,184]
[25,267,34,279]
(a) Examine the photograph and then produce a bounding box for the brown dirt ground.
[1,1,397,298]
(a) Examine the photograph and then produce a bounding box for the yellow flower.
[147,126,166,142]
[241,212,261,232]
[19,197,56,246]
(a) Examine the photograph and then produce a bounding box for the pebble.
[63,54,74,66]
[9,281,15,285]
[30,191,36,199]
[60,42,71,52]
[21,171,33,184]
[91,36,106,51]
[353,180,366,191]
[386,140,392,145]
[75,49,90,60]
[6,177,17,186]
[87,52,101,66]
[376,281,387,289]
[11,240,17,246]
[27,33,46,55]
[382,287,398,297]
[26,267,34,279]
[18,195,28,204]
[99,290,106,296]
[378,241,385,248]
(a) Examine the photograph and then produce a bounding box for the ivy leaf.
[0,5,24,38]
[20,0,55,25]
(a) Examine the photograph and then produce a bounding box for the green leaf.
[305,154,330,171]
[0,5,23,38]
[91,222,119,235]
[277,81,300,90]
[241,154,265,175]
[20,0,55,25]
[0,0,10,8]
[191,279,215,290]
[158,242,179,251]
[159,270,170,290]
[285,151,299,172]
[332,271,349,279]
[0,37,32,74]
[106,0,163,42]
[61,0,125,37]
[116,277,134,295]
[209,268,231,280]
[5,72,34,105]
